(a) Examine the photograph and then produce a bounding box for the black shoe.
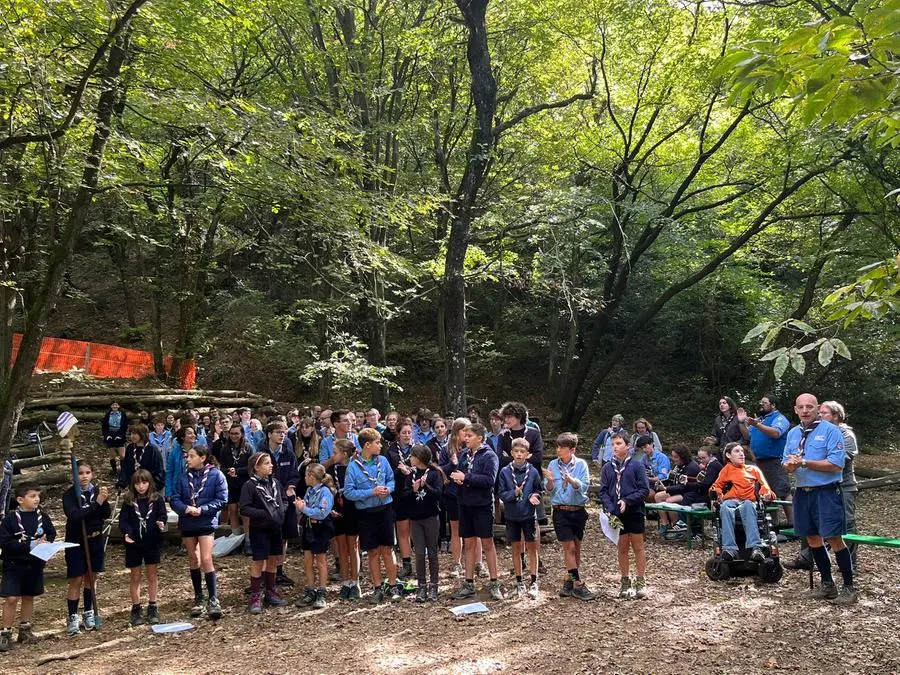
[721,549,737,562]
[398,563,413,580]
[784,556,812,571]
[130,605,145,627]
[146,604,160,625]
[275,570,295,587]
[750,548,765,563]
[416,586,427,603]
[538,559,547,575]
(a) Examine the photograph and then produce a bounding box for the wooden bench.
[645,503,714,550]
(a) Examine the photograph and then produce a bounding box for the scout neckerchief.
[330,463,347,508]
[80,483,95,508]
[795,420,821,457]
[230,440,248,467]
[14,507,44,542]
[304,484,327,520]
[189,464,212,506]
[508,462,530,501]
[613,455,631,502]
[717,412,736,438]
[461,447,477,473]
[252,475,280,508]
[434,436,448,454]
[133,442,147,466]
[412,466,430,501]
[397,444,412,468]
[134,495,154,538]
[354,454,383,484]
[557,457,577,487]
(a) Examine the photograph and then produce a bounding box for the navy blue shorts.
[1,562,45,597]
[392,494,414,522]
[458,504,494,539]
[357,506,395,551]
[66,535,106,578]
[505,518,537,543]
[125,543,161,568]
[301,520,334,554]
[249,526,284,561]
[552,507,587,542]
[442,493,460,522]
[793,483,845,539]
[332,508,358,537]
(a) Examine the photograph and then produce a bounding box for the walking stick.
[72,455,102,629]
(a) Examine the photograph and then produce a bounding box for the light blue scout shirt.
[300,484,335,522]
[782,419,844,488]
[641,449,671,481]
[749,410,790,460]
[343,454,394,510]
[319,432,361,463]
[545,456,589,506]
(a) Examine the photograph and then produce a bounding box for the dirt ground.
[4,419,899,674]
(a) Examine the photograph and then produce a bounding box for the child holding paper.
[0,484,57,652]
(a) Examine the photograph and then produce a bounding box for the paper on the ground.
[449,602,489,616]
[151,622,195,634]
[212,533,245,558]
[598,511,620,545]
[30,541,78,562]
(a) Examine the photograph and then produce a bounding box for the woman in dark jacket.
[215,423,253,535]
[654,446,701,536]
[101,402,129,477]
[711,396,749,448]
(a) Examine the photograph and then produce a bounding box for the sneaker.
[571,581,596,601]
[275,570,295,587]
[369,588,385,605]
[16,622,38,644]
[249,592,264,615]
[451,582,476,600]
[338,584,351,601]
[348,584,361,601]
[0,629,11,652]
[82,610,96,631]
[295,587,316,607]
[449,562,464,579]
[750,548,765,563]
[808,583,838,600]
[416,586,428,603]
[146,604,161,625]
[489,581,504,601]
[558,579,574,597]
[130,605,145,627]
[657,525,668,537]
[475,561,488,578]
[312,589,326,609]
[828,585,858,605]
[618,577,632,599]
[428,583,439,602]
[692,534,704,547]
[538,560,547,575]
[670,521,687,532]
[66,613,81,636]
[390,583,403,602]
[264,588,286,607]
[398,562,413,580]
[527,581,539,600]
[722,549,737,562]
[207,598,223,620]
[190,595,206,618]
[509,581,526,598]
[633,577,648,600]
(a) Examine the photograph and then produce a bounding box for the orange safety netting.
[11,334,196,389]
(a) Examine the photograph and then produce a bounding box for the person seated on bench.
[696,446,723,505]
[709,442,775,562]
[653,446,700,537]
[638,436,670,503]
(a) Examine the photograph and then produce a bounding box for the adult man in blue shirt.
[744,394,791,525]
[783,392,855,604]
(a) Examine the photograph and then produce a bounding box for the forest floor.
[4,422,900,674]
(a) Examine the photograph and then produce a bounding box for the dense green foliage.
[1,0,897,445]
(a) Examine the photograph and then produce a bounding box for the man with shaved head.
[783,393,856,604]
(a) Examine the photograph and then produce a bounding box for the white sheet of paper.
[30,541,78,562]
[151,622,195,634]
[599,511,620,545]
[449,602,489,616]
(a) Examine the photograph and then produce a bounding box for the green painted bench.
[780,529,900,548]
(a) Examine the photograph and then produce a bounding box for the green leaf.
[774,354,789,379]
[742,321,773,343]
[761,347,788,361]
[788,319,816,333]
[818,339,835,367]
[797,338,825,353]
[831,338,851,359]
[791,352,806,374]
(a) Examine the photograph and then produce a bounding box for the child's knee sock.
[67,599,79,616]
[204,571,217,600]
[82,588,94,613]
[834,547,854,586]
[810,546,833,584]
[264,571,276,593]
[250,575,263,594]
[190,568,203,596]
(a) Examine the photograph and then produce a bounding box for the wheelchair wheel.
[757,558,783,584]
[705,556,730,581]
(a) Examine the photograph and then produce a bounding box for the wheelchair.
[705,484,783,584]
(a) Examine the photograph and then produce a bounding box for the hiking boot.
[82,610,96,631]
[451,581,476,600]
[750,548,765,563]
[146,604,161,625]
[527,581,539,600]
[264,588,286,607]
[416,586,428,603]
[249,592,264,615]
[312,589,326,609]
[489,581,504,601]
[389,583,403,603]
[66,613,81,636]
[808,582,838,600]
[475,561,489,578]
[16,622,38,644]
[633,577,648,600]
[130,605,145,627]
[190,595,206,618]
[369,587,385,605]
[295,587,316,607]
[427,583,439,602]
[618,577,632,599]
[207,597,223,620]
[784,556,813,571]
[0,629,12,652]
[275,569,295,587]
[828,585,858,605]
[338,584,351,601]
[571,581,596,601]
[559,578,574,597]
[398,562,413,580]
[449,562,463,579]
[348,584,361,601]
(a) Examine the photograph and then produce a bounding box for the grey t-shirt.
[840,424,858,492]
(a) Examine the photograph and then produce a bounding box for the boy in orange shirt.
[710,442,774,563]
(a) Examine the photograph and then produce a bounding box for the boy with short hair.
[544,432,595,600]
[0,484,57,651]
[450,423,502,601]
[497,438,541,599]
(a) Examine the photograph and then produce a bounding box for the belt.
[799,483,840,492]
[86,531,102,539]
[554,505,585,512]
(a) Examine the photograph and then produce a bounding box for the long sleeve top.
[711,463,774,502]
[545,456,590,507]
[62,485,111,542]
[118,495,167,546]
[0,509,56,564]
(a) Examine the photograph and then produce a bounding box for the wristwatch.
[801,459,808,469]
